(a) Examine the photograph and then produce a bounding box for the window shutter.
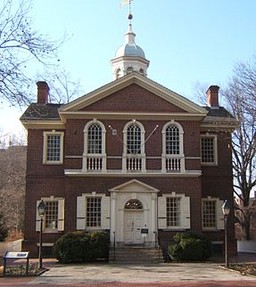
[101,195,110,229]
[77,196,86,230]
[35,200,41,232]
[57,199,65,231]
[180,196,190,229]
[217,199,224,230]
[158,196,167,229]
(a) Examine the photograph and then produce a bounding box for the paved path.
[1,262,256,286]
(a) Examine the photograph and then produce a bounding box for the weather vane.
[121,0,133,21]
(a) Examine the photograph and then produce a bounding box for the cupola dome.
[111,13,149,80]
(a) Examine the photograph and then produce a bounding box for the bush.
[54,230,109,263]
[168,232,212,261]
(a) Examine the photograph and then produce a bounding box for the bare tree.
[38,69,83,104]
[0,0,63,106]
[0,139,26,233]
[222,58,256,240]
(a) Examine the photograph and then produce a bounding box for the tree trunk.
[241,211,251,240]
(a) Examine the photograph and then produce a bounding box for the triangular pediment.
[109,179,159,193]
[59,72,207,117]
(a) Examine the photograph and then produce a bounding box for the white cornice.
[20,120,65,130]
[59,111,206,122]
[64,169,202,177]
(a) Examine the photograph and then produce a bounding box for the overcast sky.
[1,0,256,139]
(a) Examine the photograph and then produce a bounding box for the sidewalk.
[0,253,255,286]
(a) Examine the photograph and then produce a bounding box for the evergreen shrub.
[54,230,109,263]
[168,232,212,261]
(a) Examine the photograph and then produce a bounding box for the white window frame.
[36,197,65,233]
[200,134,218,165]
[77,193,110,230]
[43,131,64,164]
[158,193,190,230]
[83,120,106,172]
[122,120,146,172]
[162,121,185,172]
[202,197,224,231]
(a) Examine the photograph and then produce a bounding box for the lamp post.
[38,200,46,269]
[222,200,231,267]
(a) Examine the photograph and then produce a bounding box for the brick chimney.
[206,85,219,108]
[37,81,49,104]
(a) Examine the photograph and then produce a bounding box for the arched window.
[127,123,141,154]
[87,123,102,154]
[125,199,143,210]
[166,125,180,155]
[123,120,145,172]
[162,121,185,172]
[116,68,121,79]
[126,66,133,74]
[83,120,106,172]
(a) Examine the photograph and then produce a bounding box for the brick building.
[20,15,237,258]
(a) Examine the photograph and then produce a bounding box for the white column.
[110,192,117,245]
[151,193,157,246]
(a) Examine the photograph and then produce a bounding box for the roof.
[20,74,236,131]
[20,103,62,120]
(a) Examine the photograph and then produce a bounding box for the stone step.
[109,247,164,264]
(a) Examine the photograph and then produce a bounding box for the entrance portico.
[109,179,159,247]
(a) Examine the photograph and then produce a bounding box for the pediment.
[59,72,207,117]
[109,179,159,193]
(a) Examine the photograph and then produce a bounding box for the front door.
[124,211,143,244]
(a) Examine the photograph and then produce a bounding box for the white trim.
[122,120,146,172]
[200,134,218,165]
[43,131,64,164]
[83,120,107,172]
[36,197,65,233]
[201,197,224,231]
[64,169,202,177]
[76,193,110,230]
[161,121,185,172]
[158,193,190,230]
[59,73,207,115]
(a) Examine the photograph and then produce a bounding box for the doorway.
[124,199,144,244]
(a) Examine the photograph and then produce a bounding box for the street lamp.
[222,200,231,267]
[38,200,46,269]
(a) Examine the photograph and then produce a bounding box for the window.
[201,135,218,165]
[87,123,102,154]
[166,197,181,227]
[202,200,216,229]
[45,201,58,229]
[127,123,141,154]
[162,121,184,172]
[43,131,64,164]
[158,194,190,229]
[166,125,180,155]
[86,197,101,227]
[202,198,225,230]
[83,120,106,172]
[36,197,64,232]
[123,121,145,172]
[77,193,110,230]
[125,199,143,210]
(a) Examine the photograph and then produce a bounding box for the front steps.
[109,246,164,264]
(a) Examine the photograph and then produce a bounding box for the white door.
[124,211,143,244]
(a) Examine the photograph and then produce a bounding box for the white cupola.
[111,13,150,80]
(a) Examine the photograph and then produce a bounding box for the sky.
[1,0,256,141]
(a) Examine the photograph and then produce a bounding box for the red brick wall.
[82,84,187,113]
